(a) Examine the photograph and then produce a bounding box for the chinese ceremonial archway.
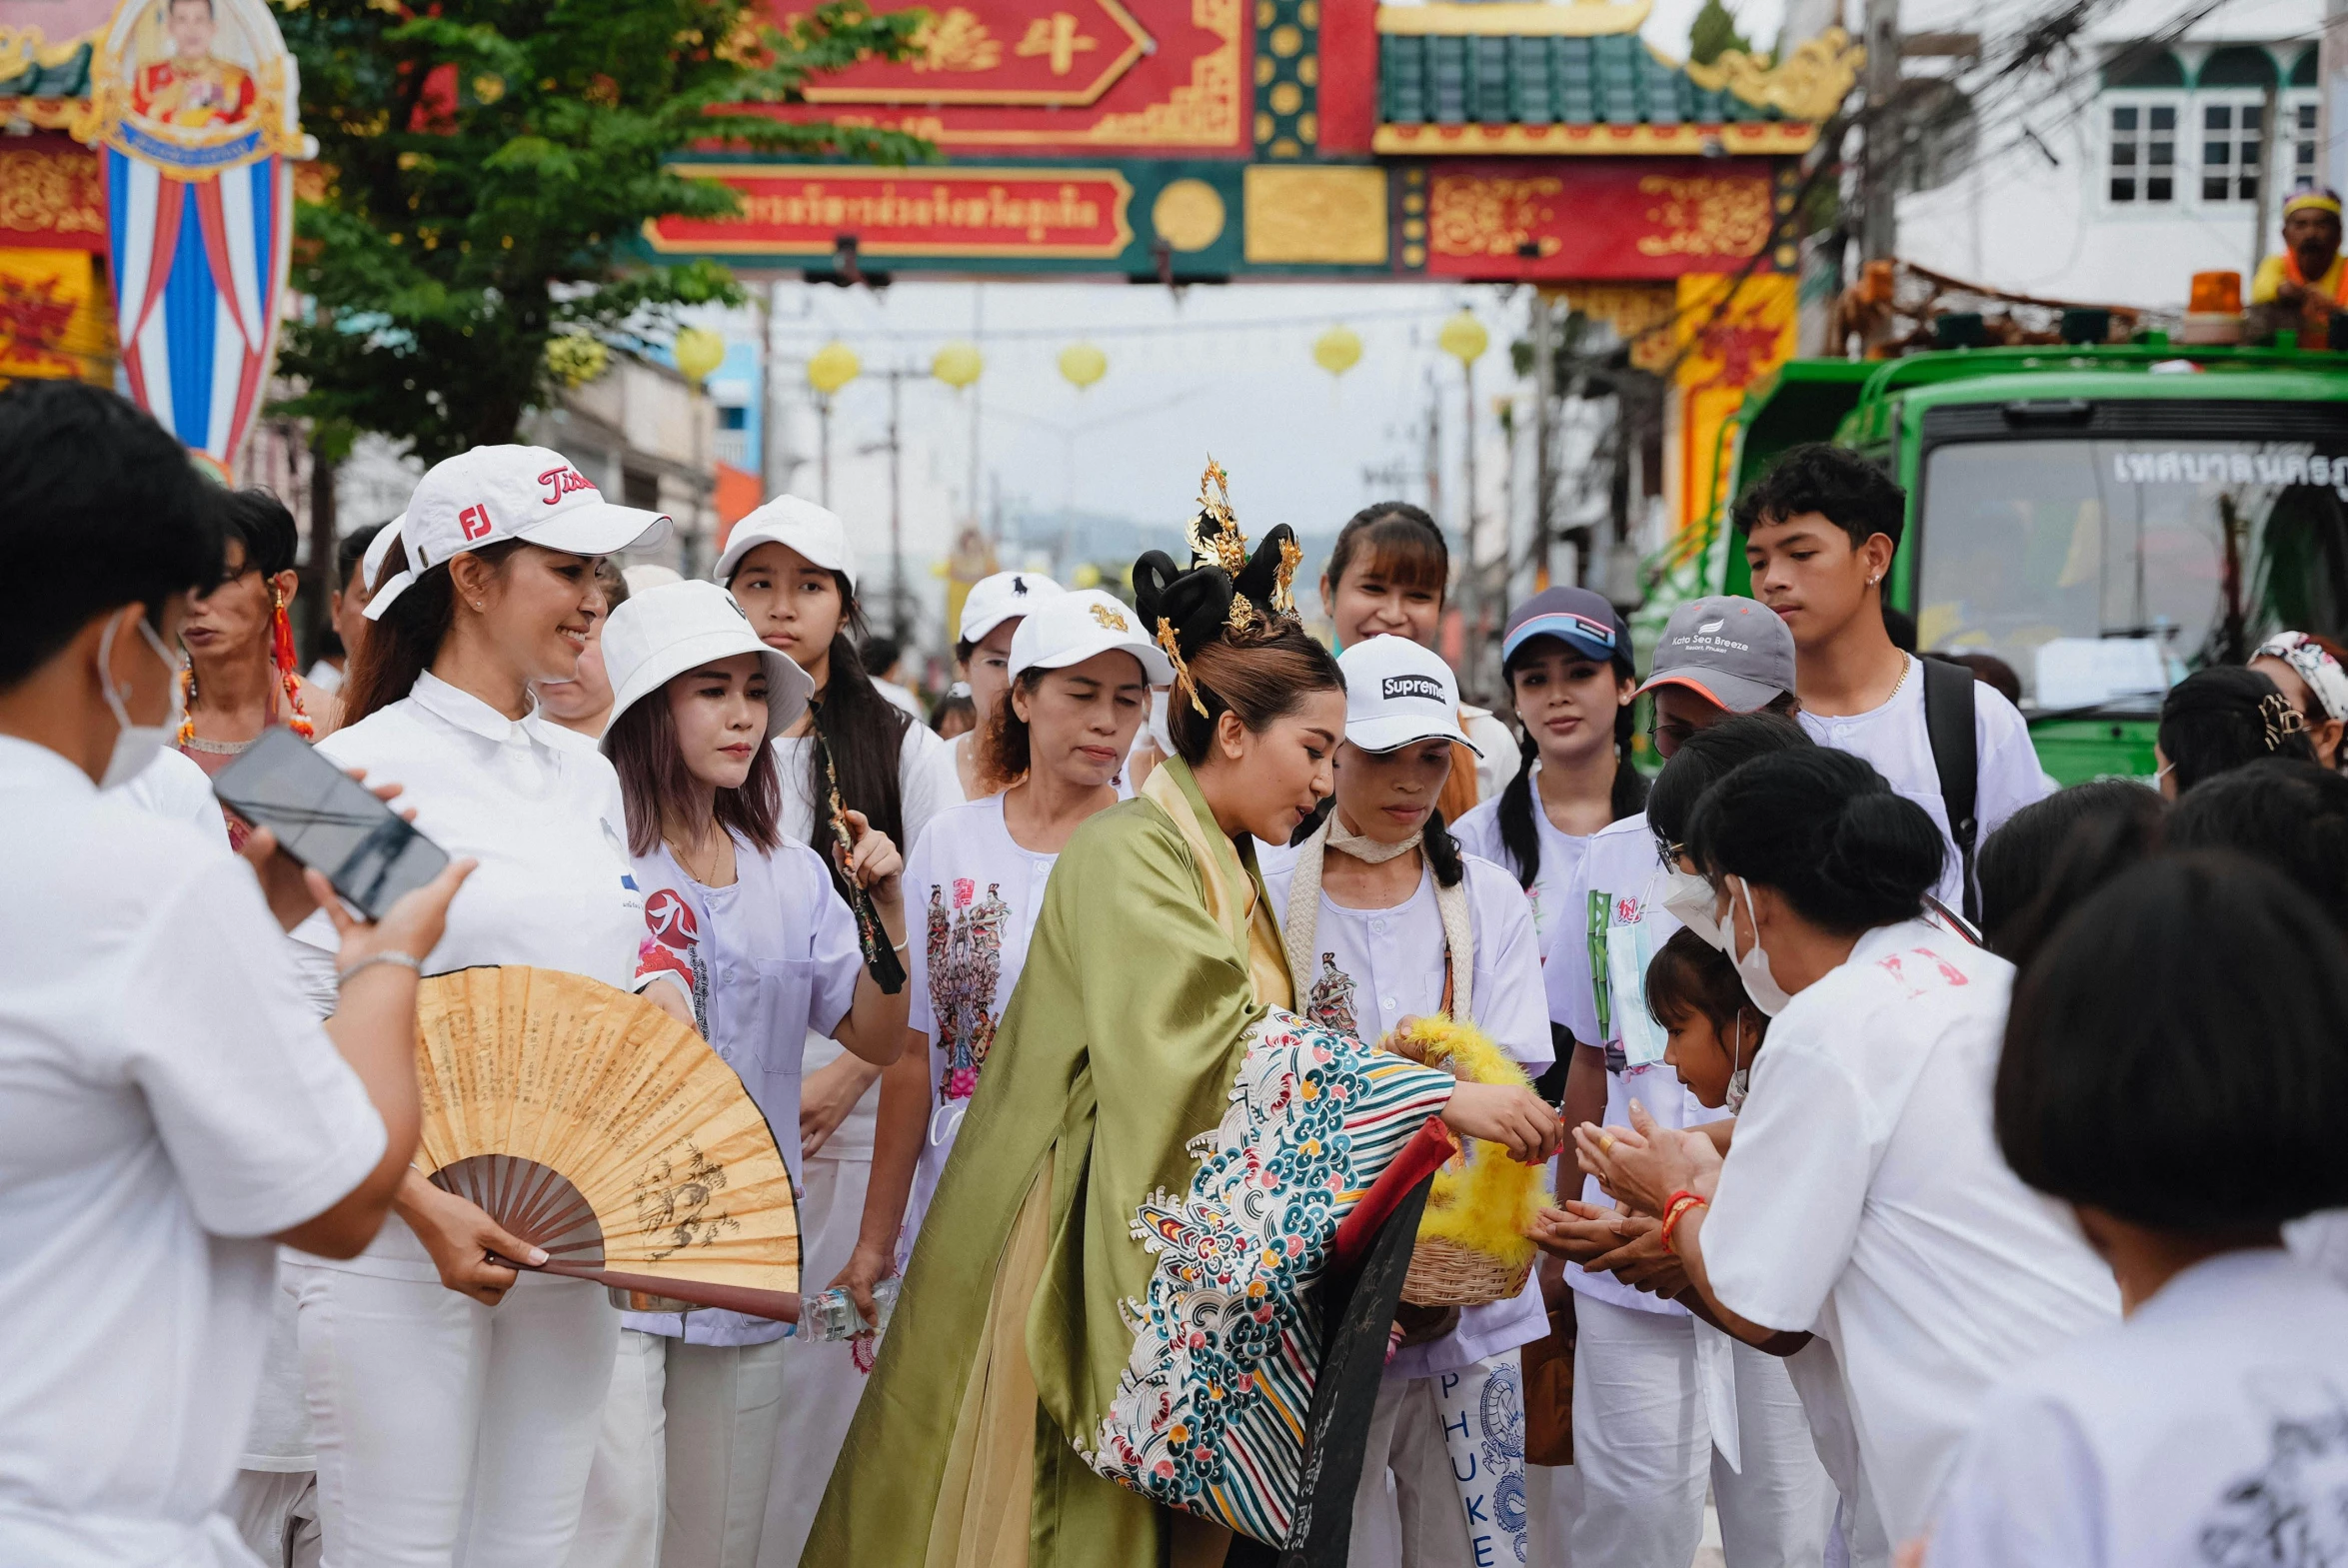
[74,0,304,479]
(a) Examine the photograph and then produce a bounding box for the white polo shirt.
[1450,762,1596,963]
[898,792,1059,1260]
[1796,656,2048,910]
[1928,1249,2348,1568]
[0,738,384,1568]
[296,672,645,1279]
[1700,918,2117,1542]
[1263,851,1552,1379]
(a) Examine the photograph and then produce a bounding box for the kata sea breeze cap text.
[714,495,858,590]
[1636,595,1797,714]
[366,446,672,620]
[1337,635,1484,757]
[599,580,816,747]
[1009,590,1175,685]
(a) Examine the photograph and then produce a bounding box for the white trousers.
[753,1154,875,1568]
[567,1329,791,1568]
[1524,1461,1581,1567]
[1568,1294,1832,1568]
[228,1470,321,1568]
[1347,1352,1532,1568]
[289,1262,617,1568]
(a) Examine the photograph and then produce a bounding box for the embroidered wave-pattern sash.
[1082,1006,1455,1544]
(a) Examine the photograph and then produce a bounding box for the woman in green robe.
[802,476,1563,1568]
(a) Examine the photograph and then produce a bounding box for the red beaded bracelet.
[1658,1191,1708,1256]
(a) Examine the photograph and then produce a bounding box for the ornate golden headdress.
[1137,458,1305,718]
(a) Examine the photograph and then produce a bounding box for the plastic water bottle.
[799,1278,900,1341]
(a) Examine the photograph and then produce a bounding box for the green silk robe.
[803,759,1437,1567]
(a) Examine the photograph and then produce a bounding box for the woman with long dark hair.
[285,445,677,1565]
[709,496,950,1568]
[1453,586,1644,957]
[803,465,1559,1568]
[580,581,909,1568]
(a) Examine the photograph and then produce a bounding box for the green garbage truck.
[1690,344,2348,783]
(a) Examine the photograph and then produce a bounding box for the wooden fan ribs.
[412,966,801,1320]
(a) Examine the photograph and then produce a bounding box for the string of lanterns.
[785,311,1488,397]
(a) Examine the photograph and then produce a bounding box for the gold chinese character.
[1015,12,1098,76]
[911,8,1001,72]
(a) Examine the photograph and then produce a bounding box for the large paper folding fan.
[411,966,799,1320]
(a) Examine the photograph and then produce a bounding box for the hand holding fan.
[411,966,800,1320]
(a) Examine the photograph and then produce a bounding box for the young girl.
[1452,586,1644,961]
[286,444,676,1565]
[1646,927,1767,1112]
[711,495,949,1568]
[1320,502,1519,813]
[1262,634,1552,1568]
[837,588,1167,1321]
[580,580,910,1568]
[1928,854,2348,1567]
[927,569,1063,803]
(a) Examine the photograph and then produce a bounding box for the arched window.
[2104,50,2186,206]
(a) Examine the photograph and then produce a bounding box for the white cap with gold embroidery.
[1009,589,1174,686]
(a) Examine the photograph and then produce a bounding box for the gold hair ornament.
[1158,617,1208,719]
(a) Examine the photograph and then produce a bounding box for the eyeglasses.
[1646,714,1697,757]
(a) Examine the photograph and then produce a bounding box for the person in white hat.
[929,568,1065,804]
[568,581,910,1568]
[1258,635,1554,1568]
[283,445,679,1566]
[837,588,1169,1325]
[713,495,950,1568]
[536,561,631,743]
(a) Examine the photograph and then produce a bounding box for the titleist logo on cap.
[1382,674,1445,703]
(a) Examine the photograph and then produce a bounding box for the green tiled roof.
[0,39,94,100]
[1380,33,1789,126]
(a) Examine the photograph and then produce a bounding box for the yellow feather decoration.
[1394,1016,1551,1276]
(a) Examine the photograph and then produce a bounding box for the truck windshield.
[1917,431,2348,710]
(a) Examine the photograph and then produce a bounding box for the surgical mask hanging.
[1727,877,1794,1018]
[96,609,184,790]
[1661,867,1727,949]
[1723,1013,1751,1113]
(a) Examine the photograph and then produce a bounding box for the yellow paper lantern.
[932,340,983,390]
[807,340,862,396]
[1072,562,1104,590]
[1058,342,1107,391]
[1313,324,1363,378]
[1438,311,1489,366]
[673,326,726,386]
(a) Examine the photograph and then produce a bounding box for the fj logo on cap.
[1381,674,1444,703]
[1090,604,1130,633]
[458,504,494,542]
[537,467,595,505]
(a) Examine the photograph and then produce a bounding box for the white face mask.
[1661,866,1726,949]
[1723,1011,1751,1113]
[96,609,184,790]
[1726,876,1794,1018]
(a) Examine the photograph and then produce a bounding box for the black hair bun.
[1133,549,1232,661]
[1231,524,1297,623]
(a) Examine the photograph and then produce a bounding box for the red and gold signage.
[0,248,108,382]
[746,0,1244,152]
[0,135,107,253]
[1420,159,1780,281]
[645,165,1136,258]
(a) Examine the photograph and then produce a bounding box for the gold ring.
[1598,1132,1616,1154]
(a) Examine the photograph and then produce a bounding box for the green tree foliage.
[271,0,931,462]
[1686,0,1754,66]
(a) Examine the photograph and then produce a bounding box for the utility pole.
[2326,0,2348,195]
[1859,0,1901,263]
[2254,78,2282,274]
[1530,293,1558,597]
[1458,355,1483,700]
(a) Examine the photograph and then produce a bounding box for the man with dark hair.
[1735,443,2047,915]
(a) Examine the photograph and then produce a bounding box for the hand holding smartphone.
[212,730,452,922]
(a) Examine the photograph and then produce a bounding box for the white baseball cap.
[714,495,857,589]
[367,446,671,620]
[1009,590,1174,686]
[359,514,403,594]
[598,580,815,748]
[1337,635,1483,757]
[960,570,1065,645]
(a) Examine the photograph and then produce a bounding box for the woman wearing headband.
[710,496,950,1568]
[2250,631,2348,771]
[285,445,677,1565]
[803,463,1560,1568]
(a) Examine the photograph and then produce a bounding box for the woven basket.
[1401,1224,1534,1307]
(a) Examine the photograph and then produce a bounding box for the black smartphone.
[211,729,450,921]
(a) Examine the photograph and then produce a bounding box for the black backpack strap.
[1919,656,1981,924]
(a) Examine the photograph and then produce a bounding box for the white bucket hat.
[1336,635,1482,757]
[1009,589,1174,686]
[714,495,857,590]
[367,446,671,620]
[599,580,815,748]
[960,570,1065,645]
